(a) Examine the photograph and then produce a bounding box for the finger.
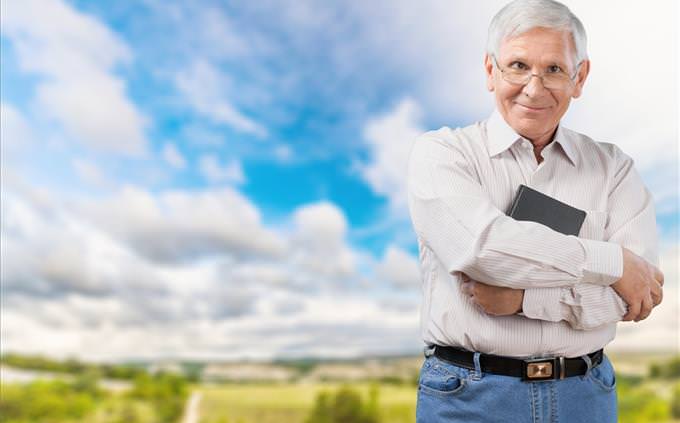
[623,301,640,322]
[650,283,661,307]
[651,286,663,307]
[650,280,661,296]
[635,295,653,322]
[653,266,664,286]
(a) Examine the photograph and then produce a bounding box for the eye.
[547,64,563,73]
[509,61,528,70]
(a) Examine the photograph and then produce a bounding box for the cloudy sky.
[1,0,677,361]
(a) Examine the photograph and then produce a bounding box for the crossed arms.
[407,134,664,331]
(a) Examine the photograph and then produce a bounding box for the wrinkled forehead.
[498,27,577,66]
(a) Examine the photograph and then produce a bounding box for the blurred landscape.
[2,352,679,423]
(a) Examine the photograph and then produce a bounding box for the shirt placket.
[511,139,538,185]
[517,139,555,189]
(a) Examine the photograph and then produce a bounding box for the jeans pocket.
[418,357,468,397]
[587,356,616,392]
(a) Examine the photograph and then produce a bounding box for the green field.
[198,383,415,423]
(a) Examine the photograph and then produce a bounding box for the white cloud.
[273,145,293,163]
[377,245,421,288]
[175,60,267,137]
[72,158,109,189]
[358,98,424,213]
[1,291,421,361]
[1,190,166,298]
[199,155,246,185]
[229,262,291,286]
[162,143,187,170]
[80,185,283,262]
[636,160,678,221]
[180,124,227,147]
[290,202,357,280]
[293,202,348,246]
[352,1,501,122]
[0,0,148,156]
[0,102,34,159]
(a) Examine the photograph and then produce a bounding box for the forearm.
[410,193,622,289]
[522,284,627,330]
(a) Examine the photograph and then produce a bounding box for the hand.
[460,273,524,316]
[610,247,664,322]
[650,277,663,308]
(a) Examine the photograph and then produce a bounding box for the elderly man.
[407,0,664,422]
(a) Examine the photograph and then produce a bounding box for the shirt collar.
[485,109,578,167]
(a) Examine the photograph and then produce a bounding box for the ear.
[571,59,590,99]
[484,54,495,92]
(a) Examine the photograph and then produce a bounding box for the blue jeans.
[416,350,617,422]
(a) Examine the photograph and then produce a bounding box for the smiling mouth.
[516,103,550,111]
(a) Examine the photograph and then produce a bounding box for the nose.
[522,74,548,98]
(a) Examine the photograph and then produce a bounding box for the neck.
[521,126,558,150]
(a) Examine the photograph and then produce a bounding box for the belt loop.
[472,352,482,380]
[424,345,436,358]
[581,354,593,378]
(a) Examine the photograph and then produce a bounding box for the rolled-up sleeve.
[407,132,623,290]
[522,147,659,330]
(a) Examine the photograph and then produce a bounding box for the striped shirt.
[407,109,659,358]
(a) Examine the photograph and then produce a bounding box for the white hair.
[486,0,588,66]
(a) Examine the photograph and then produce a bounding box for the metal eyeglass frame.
[492,55,583,90]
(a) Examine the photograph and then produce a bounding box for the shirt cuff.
[521,288,564,322]
[577,239,623,286]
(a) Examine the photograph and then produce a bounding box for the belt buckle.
[522,356,565,382]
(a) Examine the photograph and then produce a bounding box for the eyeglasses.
[492,56,582,90]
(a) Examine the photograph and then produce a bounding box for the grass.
[87,397,157,423]
[197,382,416,423]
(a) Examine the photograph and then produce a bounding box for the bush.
[128,372,188,423]
[617,379,670,423]
[671,383,680,419]
[648,355,680,379]
[305,385,379,423]
[0,379,97,421]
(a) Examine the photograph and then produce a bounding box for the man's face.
[484,27,590,142]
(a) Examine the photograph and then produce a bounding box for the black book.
[506,184,586,236]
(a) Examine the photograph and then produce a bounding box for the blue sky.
[1,0,678,360]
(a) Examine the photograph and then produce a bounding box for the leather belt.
[432,345,603,382]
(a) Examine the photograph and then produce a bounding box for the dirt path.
[182,391,202,423]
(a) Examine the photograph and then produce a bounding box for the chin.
[514,111,554,124]
[511,118,549,137]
